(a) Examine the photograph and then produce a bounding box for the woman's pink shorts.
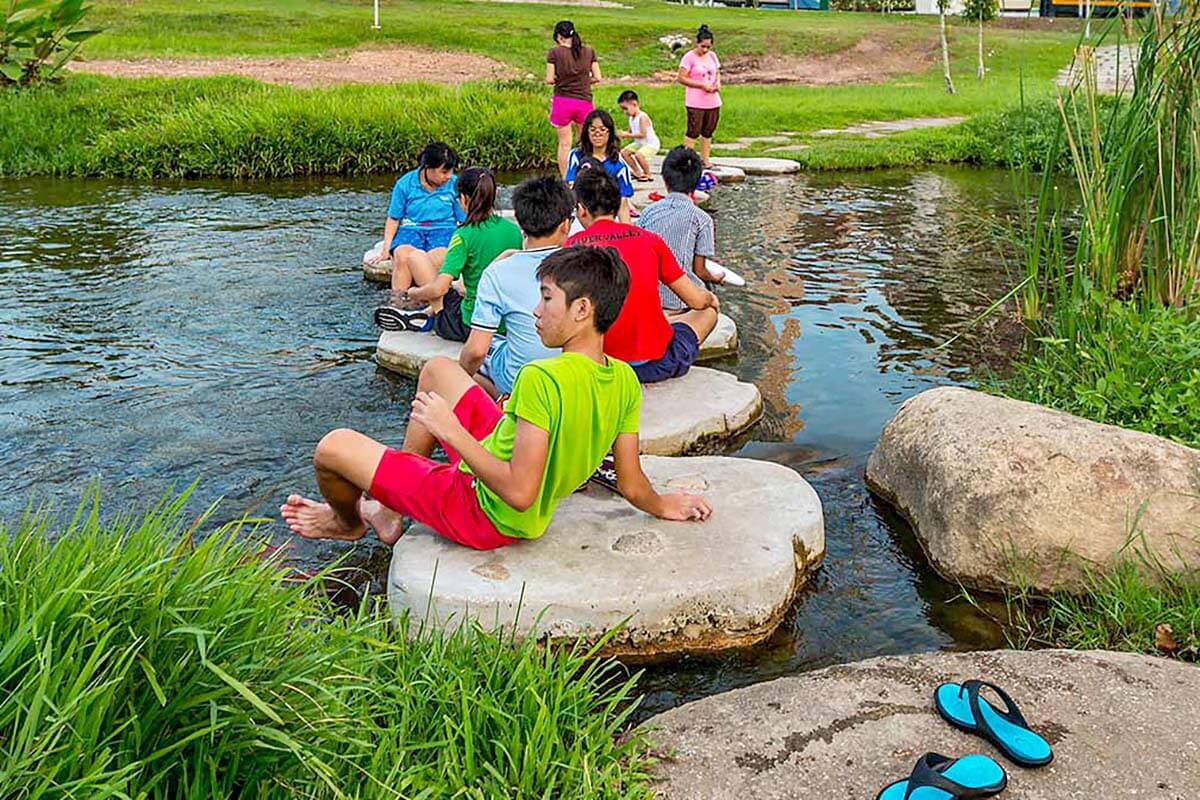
[549,95,593,127]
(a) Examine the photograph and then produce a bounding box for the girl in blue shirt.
[564,109,633,224]
[367,142,465,293]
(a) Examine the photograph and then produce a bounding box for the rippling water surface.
[0,169,1021,712]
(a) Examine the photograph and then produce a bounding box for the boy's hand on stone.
[708,291,721,312]
[411,391,460,441]
[659,492,713,522]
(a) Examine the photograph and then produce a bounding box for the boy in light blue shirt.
[458,175,576,396]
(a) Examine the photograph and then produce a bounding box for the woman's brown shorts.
[685,106,721,139]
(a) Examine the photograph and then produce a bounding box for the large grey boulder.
[388,456,824,660]
[646,648,1200,799]
[866,387,1200,593]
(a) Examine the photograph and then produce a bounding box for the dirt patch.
[70,45,517,87]
[652,35,939,86]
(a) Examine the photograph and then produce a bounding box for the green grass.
[999,301,1200,449]
[996,9,1200,447]
[0,1,1089,176]
[83,0,1079,76]
[1004,555,1200,661]
[0,489,654,798]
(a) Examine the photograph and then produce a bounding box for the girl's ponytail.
[554,20,582,59]
[458,167,496,226]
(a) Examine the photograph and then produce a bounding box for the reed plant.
[1001,7,1200,446]
[0,489,654,798]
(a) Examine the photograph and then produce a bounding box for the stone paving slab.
[709,156,801,175]
[646,648,1200,799]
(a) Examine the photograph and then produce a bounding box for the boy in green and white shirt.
[284,245,714,549]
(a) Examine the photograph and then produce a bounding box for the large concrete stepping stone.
[866,386,1200,594]
[648,156,746,184]
[375,312,738,374]
[375,338,760,455]
[711,156,801,175]
[633,188,710,210]
[645,648,1200,799]
[387,455,825,660]
[639,366,760,455]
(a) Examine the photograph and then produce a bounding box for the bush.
[0,490,655,798]
[999,301,1200,448]
[1,0,101,87]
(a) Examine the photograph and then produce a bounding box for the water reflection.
[2,168,1021,710]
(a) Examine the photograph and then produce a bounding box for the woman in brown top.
[545,20,601,178]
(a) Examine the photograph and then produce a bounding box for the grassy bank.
[994,9,1200,662]
[0,70,1077,178]
[0,491,653,798]
[1005,556,1200,661]
[0,0,1087,177]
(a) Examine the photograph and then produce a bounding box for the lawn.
[1,1,1089,176]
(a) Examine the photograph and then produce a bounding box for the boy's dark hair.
[458,167,496,226]
[576,109,620,163]
[572,168,621,218]
[511,175,574,238]
[575,155,606,174]
[536,245,630,334]
[617,89,639,105]
[661,146,703,194]
[417,141,458,171]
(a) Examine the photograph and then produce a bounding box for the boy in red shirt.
[565,169,720,382]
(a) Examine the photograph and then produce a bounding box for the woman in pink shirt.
[678,25,721,168]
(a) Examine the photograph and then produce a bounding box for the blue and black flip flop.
[935,680,1053,768]
[876,752,1007,800]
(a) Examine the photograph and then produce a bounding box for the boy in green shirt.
[376,167,523,342]
[283,245,714,549]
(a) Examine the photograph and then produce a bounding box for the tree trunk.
[977,11,985,80]
[940,11,956,94]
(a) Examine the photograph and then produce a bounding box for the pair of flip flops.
[876,680,1053,800]
[375,304,432,333]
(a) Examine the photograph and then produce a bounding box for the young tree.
[938,0,956,94]
[962,0,999,81]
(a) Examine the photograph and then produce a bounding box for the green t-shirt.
[463,352,642,539]
[439,215,524,325]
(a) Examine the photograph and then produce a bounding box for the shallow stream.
[0,167,1022,714]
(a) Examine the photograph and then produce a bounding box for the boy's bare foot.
[359,498,406,545]
[280,494,366,541]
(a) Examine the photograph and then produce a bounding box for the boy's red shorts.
[368,385,522,550]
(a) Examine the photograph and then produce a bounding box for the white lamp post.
[372,0,381,29]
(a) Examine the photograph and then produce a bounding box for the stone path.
[388,455,825,660]
[646,648,1200,798]
[813,115,968,138]
[1057,44,1138,94]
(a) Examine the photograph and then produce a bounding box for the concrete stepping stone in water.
[633,188,710,210]
[375,312,738,375]
[375,340,759,454]
[647,155,746,184]
[710,156,801,175]
[387,455,825,661]
[645,648,1200,798]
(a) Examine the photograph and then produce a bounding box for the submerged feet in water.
[280,495,405,544]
